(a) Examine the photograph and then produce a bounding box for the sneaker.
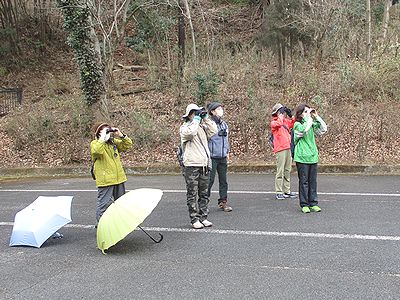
[301,206,311,213]
[310,205,321,212]
[192,220,204,229]
[201,219,213,227]
[51,232,63,239]
[218,202,233,212]
[276,193,285,200]
[283,192,296,198]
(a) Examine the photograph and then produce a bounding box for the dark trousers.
[207,157,228,203]
[96,183,126,222]
[184,166,210,223]
[296,162,318,207]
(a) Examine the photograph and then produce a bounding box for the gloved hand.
[99,128,110,142]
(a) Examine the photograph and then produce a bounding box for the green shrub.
[0,66,8,76]
[193,69,222,106]
[129,111,171,148]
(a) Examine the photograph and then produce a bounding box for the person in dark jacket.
[207,102,232,212]
[270,103,296,200]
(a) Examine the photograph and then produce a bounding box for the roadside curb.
[1,164,400,180]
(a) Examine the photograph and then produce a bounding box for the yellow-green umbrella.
[96,188,163,254]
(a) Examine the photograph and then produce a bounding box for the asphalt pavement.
[1,174,400,299]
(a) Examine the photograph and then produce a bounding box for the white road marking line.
[0,189,399,197]
[233,264,400,278]
[1,222,400,242]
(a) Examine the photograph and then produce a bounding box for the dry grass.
[1,43,400,168]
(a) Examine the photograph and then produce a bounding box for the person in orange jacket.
[270,103,296,200]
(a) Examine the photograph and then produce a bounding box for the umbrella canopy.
[97,188,163,253]
[10,196,73,248]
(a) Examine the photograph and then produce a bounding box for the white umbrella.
[10,196,73,248]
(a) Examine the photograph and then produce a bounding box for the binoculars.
[218,129,227,137]
[106,128,118,134]
[195,109,207,118]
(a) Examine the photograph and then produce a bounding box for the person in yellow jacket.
[91,122,133,224]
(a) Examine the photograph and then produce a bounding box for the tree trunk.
[278,42,285,74]
[196,0,211,64]
[178,0,186,79]
[382,0,392,42]
[366,0,372,62]
[57,0,106,111]
[177,0,186,105]
[182,0,196,62]
[298,40,305,58]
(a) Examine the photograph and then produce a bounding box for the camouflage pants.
[184,166,210,224]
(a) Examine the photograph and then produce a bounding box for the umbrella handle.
[138,226,163,243]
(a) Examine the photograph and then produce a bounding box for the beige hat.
[182,103,203,118]
[271,103,283,115]
[93,122,110,137]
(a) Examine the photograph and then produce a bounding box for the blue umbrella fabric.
[10,196,73,248]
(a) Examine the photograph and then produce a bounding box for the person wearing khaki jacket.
[180,103,218,229]
[91,122,133,224]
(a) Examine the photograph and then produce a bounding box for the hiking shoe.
[201,219,213,227]
[301,206,311,213]
[51,232,63,239]
[276,193,285,200]
[218,202,233,212]
[192,221,204,229]
[310,205,321,212]
[283,192,296,198]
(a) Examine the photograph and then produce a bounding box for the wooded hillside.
[0,0,400,167]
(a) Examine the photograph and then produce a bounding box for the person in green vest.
[293,104,327,213]
[91,122,133,225]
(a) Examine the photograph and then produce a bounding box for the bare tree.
[177,0,186,78]
[366,0,371,62]
[58,0,134,116]
[382,0,392,41]
[182,0,196,61]
[87,0,132,88]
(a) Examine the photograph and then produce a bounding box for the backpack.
[90,158,97,180]
[267,134,274,149]
[176,145,184,168]
[268,125,295,158]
